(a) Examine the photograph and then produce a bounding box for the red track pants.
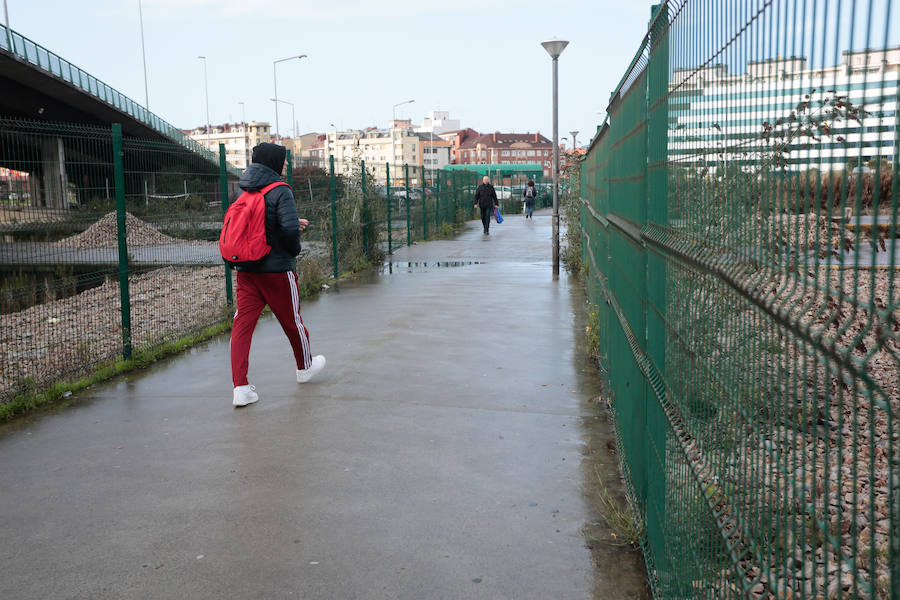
[230,271,312,387]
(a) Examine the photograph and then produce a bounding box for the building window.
[527,150,535,156]
[501,150,509,156]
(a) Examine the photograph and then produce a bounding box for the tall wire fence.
[0,117,481,406]
[579,1,898,598]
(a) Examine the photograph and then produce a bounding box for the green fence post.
[219,143,233,305]
[421,165,427,239]
[644,4,671,590]
[329,155,338,278]
[386,162,392,254]
[286,149,293,187]
[404,164,411,246]
[112,123,132,360]
[453,171,459,223]
[435,170,442,232]
[361,159,369,258]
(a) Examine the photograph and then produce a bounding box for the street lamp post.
[569,130,579,150]
[270,98,295,139]
[238,101,248,166]
[541,38,569,280]
[273,54,306,142]
[138,0,150,110]
[197,55,210,149]
[4,0,12,54]
[391,99,414,186]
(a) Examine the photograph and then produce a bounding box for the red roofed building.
[451,131,553,177]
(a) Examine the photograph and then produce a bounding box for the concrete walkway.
[0,210,649,599]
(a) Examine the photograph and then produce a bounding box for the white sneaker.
[233,384,259,407]
[296,355,326,383]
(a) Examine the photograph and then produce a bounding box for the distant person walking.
[229,143,326,407]
[473,176,499,235]
[523,180,537,219]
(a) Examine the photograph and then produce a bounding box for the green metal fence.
[580,1,898,598]
[0,117,481,406]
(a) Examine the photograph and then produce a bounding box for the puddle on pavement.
[382,261,480,273]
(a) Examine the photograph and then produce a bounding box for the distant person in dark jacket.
[230,142,325,407]
[473,176,499,235]
[522,180,536,219]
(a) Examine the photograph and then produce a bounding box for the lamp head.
[541,39,569,59]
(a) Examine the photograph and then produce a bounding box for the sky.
[4,0,657,147]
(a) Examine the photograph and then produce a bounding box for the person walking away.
[473,175,499,235]
[523,180,537,219]
[230,142,326,407]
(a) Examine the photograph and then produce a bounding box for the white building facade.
[187,122,271,169]
[415,111,460,135]
[667,47,899,172]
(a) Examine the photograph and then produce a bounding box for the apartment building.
[453,131,554,177]
[186,121,271,169]
[316,126,423,185]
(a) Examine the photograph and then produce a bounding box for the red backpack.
[219,181,289,266]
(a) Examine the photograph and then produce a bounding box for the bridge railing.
[0,24,234,175]
[579,1,898,598]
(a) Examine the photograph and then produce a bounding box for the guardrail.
[0,24,239,176]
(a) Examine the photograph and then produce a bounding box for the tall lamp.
[541,39,568,280]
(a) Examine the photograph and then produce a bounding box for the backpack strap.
[260,181,289,195]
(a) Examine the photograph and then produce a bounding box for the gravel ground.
[0,266,229,400]
[687,267,898,599]
[56,211,215,248]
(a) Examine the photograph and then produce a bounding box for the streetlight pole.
[238,101,247,166]
[270,98,295,139]
[138,0,150,110]
[541,39,569,280]
[273,54,307,143]
[391,99,414,186]
[569,130,578,150]
[3,0,12,53]
[329,123,337,171]
[197,55,210,149]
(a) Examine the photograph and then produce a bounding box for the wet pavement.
[0,210,649,599]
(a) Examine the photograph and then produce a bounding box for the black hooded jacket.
[474,182,499,209]
[235,143,301,272]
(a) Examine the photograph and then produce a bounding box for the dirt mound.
[56,212,180,248]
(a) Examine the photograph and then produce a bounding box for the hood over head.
[239,143,287,191]
[251,143,286,174]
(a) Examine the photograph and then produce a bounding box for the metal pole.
[551,55,560,280]
[112,124,132,360]
[329,155,338,278]
[386,163,392,254]
[361,160,369,257]
[405,164,411,246]
[138,0,150,110]
[3,0,11,53]
[273,61,280,143]
[219,143,233,305]
[198,56,210,148]
[421,165,426,239]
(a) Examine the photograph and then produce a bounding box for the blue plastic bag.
[494,206,504,224]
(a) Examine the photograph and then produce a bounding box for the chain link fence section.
[0,119,483,406]
[579,1,898,598]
